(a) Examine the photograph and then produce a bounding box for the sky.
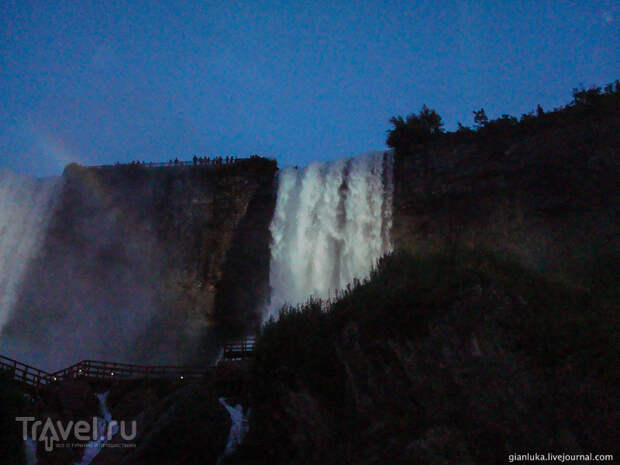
[1,0,618,177]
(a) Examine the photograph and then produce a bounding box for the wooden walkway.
[0,354,53,390]
[0,338,255,392]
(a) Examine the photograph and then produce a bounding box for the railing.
[222,337,256,361]
[0,338,256,390]
[0,355,53,389]
[53,360,211,381]
[94,158,243,169]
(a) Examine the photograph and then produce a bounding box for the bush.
[257,249,616,387]
[255,300,346,406]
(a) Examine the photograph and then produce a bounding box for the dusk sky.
[1,0,618,177]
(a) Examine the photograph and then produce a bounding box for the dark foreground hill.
[229,251,618,465]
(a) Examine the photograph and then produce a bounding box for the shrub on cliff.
[256,249,616,389]
[256,299,345,406]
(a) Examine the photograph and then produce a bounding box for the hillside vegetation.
[230,250,618,464]
[387,81,620,157]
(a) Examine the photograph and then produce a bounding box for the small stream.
[21,392,115,465]
[217,397,250,463]
[75,391,118,465]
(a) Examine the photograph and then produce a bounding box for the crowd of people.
[113,155,241,168]
[191,155,239,165]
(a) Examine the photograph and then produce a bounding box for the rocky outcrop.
[3,159,277,369]
[392,107,620,279]
[33,380,100,465]
[92,381,229,465]
[6,377,230,465]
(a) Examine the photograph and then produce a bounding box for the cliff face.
[392,104,620,283]
[3,159,277,369]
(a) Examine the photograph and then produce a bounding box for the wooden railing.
[52,360,211,381]
[0,355,53,389]
[1,338,255,390]
[222,337,256,361]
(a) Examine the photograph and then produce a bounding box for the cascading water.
[0,168,58,332]
[267,151,393,319]
[217,397,250,463]
[76,392,118,465]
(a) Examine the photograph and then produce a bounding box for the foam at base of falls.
[267,151,393,319]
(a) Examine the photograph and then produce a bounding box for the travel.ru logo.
[16,416,137,452]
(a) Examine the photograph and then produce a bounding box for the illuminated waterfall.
[267,151,393,319]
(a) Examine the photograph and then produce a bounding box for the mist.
[0,167,205,371]
[0,168,59,334]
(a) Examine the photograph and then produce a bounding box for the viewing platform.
[88,154,269,170]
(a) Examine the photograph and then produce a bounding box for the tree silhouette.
[386,105,444,155]
[473,108,488,129]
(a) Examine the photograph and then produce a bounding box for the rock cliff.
[3,158,277,369]
[392,101,619,281]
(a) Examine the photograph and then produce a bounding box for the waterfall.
[267,151,393,319]
[0,168,58,333]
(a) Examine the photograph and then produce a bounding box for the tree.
[386,105,444,154]
[456,122,474,135]
[473,108,488,129]
[572,85,601,106]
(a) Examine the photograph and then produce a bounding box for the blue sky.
[1,0,618,176]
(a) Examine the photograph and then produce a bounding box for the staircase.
[220,336,256,362]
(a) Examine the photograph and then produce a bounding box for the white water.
[267,151,393,319]
[0,168,58,332]
[76,392,118,465]
[218,397,250,463]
